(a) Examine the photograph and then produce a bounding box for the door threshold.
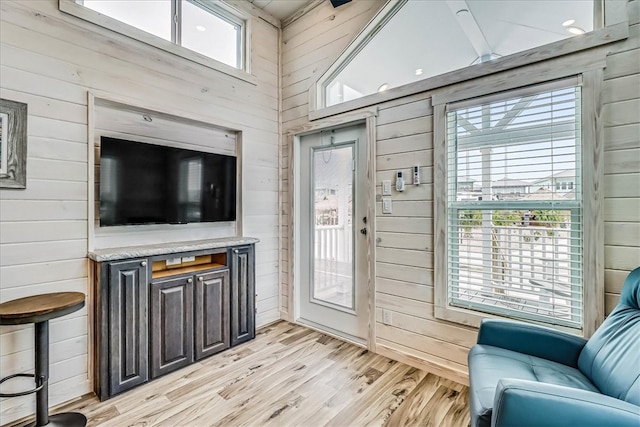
[295,318,367,348]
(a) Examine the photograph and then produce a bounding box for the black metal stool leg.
[35,320,49,426]
[28,321,87,427]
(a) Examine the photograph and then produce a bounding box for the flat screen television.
[99,137,237,226]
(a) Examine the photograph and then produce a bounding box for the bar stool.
[0,292,87,426]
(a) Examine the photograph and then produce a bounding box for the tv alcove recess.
[88,237,257,400]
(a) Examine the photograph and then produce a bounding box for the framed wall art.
[0,98,28,189]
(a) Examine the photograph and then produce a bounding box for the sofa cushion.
[469,344,600,427]
[578,266,640,406]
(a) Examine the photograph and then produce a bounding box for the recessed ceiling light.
[567,26,585,35]
[415,68,423,76]
[196,25,206,32]
[377,83,389,92]
[562,19,575,27]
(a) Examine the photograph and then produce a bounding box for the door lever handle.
[360,227,367,235]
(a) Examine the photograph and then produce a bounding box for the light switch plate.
[382,197,392,214]
[382,180,392,196]
[182,256,195,263]
[382,309,392,325]
[166,257,182,266]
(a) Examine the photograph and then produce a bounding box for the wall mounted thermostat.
[413,166,420,185]
[396,171,405,192]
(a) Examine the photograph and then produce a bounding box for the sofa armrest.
[492,379,640,427]
[477,319,587,367]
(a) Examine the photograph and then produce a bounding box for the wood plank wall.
[281,0,640,384]
[280,0,387,317]
[602,2,640,311]
[0,0,280,424]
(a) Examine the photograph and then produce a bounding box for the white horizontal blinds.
[446,82,583,329]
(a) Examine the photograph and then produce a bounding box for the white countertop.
[88,236,259,262]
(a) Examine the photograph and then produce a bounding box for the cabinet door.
[195,270,230,360]
[230,246,255,346]
[108,259,149,396]
[150,276,194,378]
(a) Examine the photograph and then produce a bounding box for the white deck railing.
[314,224,352,263]
[491,225,572,287]
[314,224,352,292]
[457,225,577,318]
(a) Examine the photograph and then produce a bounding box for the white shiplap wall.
[281,0,640,384]
[0,0,280,423]
[603,3,640,309]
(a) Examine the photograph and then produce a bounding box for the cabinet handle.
[233,249,239,254]
[198,277,204,281]
[140,261,147,267]
[187,278,193,284]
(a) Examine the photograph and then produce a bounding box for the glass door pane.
[312,145,354,309]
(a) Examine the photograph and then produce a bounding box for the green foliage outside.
[459,209,566,229]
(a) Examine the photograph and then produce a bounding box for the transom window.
[78,0,244,69]
[318,0,599,108]
[442,80,584,329]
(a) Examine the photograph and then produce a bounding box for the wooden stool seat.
[0,292,85,325]
[0,292,87,427]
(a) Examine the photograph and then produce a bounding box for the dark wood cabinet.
[150,276,194,378]
[93,242,256,400]
[230,246,255,346]
[107,259,149,396]
[195,270,230,360]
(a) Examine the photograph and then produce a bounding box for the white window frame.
[309,0,628,121]
[433,67,604,337]
[59,0,254,83]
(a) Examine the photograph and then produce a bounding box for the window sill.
[58,0,257,86]
[434,304,585,337]
[308,21,628,121]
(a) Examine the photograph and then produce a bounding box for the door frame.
[284,108,377,352]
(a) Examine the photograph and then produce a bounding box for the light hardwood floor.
[45,321,470,426]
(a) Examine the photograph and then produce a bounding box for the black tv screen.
[99,137,236,226]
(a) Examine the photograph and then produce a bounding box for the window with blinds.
[445,82,583,329]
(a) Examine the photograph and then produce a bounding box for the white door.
[297,124,368,343]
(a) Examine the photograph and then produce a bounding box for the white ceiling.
[247,0,315,21]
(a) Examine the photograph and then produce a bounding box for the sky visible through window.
[82,0,240,68]
[452,87,579,191]
[84,0,172,41]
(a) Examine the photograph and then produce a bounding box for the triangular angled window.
[315,0,598,109]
